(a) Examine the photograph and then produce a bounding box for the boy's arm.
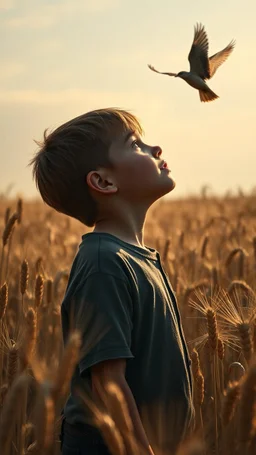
[91,359,154,455]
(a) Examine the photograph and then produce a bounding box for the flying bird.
[148,23,235,102]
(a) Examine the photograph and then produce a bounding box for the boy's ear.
[86,170,118,194]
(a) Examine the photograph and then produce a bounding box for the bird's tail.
[199,87,219,102]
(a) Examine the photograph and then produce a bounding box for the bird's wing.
[188,23,210,80]
[148,64,176,77]
[209,40,235,78]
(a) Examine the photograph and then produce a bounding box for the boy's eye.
[131,140,140,149]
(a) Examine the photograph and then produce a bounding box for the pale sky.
[1,0,255,199]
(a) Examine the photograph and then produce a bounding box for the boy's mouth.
[160,161,169,170]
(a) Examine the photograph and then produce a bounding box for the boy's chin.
[151,179,176,202]
[163,177,176,193]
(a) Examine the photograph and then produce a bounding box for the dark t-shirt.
[61,232,194,450]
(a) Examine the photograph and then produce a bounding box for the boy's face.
[108,129,175,203]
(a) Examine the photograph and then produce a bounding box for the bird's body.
[176,71,207,89]
[148,23,235,102]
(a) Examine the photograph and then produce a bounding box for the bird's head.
[175,71,186,78]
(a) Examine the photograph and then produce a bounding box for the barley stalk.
[207,308,218,352]
[191,349,205,407]
[24,441,38,454]
[17,197,23,224]
[253,236,256,264]
[0,212,18,285]
[238,363,256,446]
[7,343,18,387]
[217,338,225,361]
[179,231,185,249]
[191,348,200,376]
[23,422,35,449]
[35,257,43,276]
[0,383,8,407]
[183,279,209,306]
[5,207,10,226]
[0,282,8,385]
[96,413,126,455]
[211,266,219,288]
[222,381,240,426]
[2,212,18,247]
[163,239,171,263]
[19,307,37,371]
[238,323,253,365]
[195,372,205,406]
[35,391,55,450]
[5,226,15,282]
[20,259,29,296]
[0,374,29,453]
[0,282,8,320]
[46,278,53,305]
[35,274,44,308]
[201,235,209,259]
[105,382,139,453]
[51,330,81,402]
[225,247,249,279]
[228,280,255,299]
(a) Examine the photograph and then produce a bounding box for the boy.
[31,108,194,455]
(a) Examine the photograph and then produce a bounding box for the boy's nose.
[152,146,162,158]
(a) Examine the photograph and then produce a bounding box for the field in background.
[0,192,256,455]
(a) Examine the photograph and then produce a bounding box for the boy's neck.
[93,206,148,248]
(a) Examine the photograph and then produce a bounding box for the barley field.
[0,192,256,455]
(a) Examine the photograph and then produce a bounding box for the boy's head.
[31,108,175,227]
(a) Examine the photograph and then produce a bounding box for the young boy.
[31,108,194,455]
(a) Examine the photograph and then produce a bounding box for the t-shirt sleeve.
[73,272,134,375]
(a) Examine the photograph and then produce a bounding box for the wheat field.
[0,192,256,455]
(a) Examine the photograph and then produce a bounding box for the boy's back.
[61,232,194,451]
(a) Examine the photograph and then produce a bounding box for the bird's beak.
[175,74,178,78]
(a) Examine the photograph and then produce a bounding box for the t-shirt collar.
[81,232,158,260]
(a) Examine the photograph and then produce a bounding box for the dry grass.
[0,192,256,454]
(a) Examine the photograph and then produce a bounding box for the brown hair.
[30,108,143,227]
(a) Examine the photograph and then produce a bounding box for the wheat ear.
[0,374,29,453]
[191,348,205,406]
[4,207,10,226]
[222,381,240,425]
[96,413,126,455]
[201,235,209,259]
[20,259,29,296]
[238,323,253,365]
[7,343,18,387]
[207,308,218,352]
[51,330,81,402]
[17,197,23,224]
[46,279,53,305]
[19,307,37,371]
[35,274,44,308]
[0,282,8,320]
[106,382,139,453]
[0,213,18,284]
[238,363,256,445]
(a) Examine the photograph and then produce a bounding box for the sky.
[1,0,255,199]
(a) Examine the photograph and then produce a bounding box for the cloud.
[3,0,119,28]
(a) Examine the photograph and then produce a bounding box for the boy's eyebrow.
[123,130,136,144]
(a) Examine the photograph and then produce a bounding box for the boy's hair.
[30,108,143,227]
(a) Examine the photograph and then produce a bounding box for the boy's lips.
[160,160,169,170]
